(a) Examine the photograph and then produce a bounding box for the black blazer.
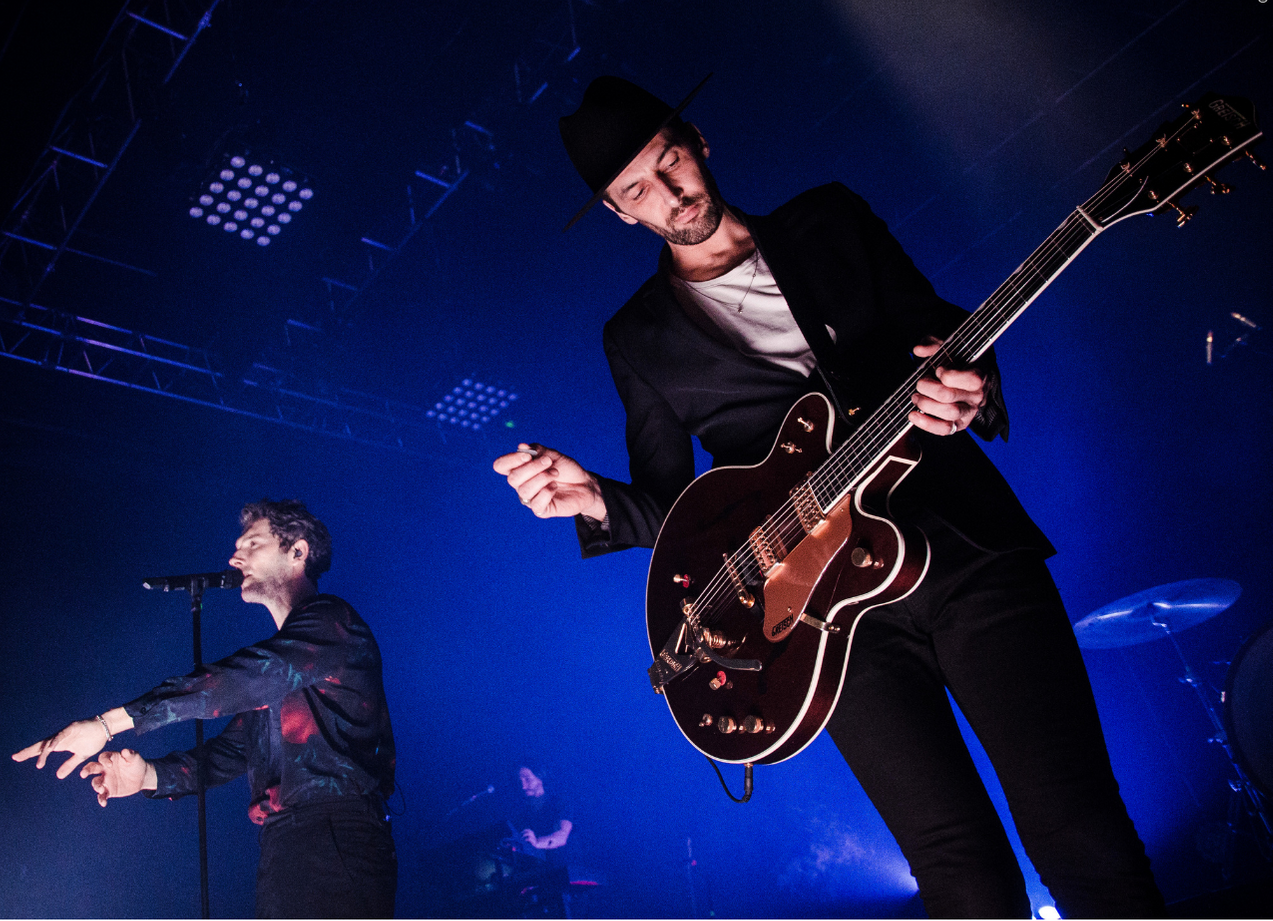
[579,183,1051,558]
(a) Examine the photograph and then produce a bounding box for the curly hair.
[239,499,332,583]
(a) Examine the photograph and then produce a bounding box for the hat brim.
[563,73,713,232]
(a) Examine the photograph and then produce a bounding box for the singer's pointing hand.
[12,707,134,780]
[12,719,110,779]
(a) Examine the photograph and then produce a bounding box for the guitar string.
[807,106,1201,500]
[697,222,1110,623]
[686,109,1213,631]
[735,153,1159,580]
[690,215,1102,628]
[686,124,1205,635]
[723,125,1173,576]
[696,212,1101,621]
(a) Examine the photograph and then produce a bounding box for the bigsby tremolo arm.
[647,598,763,692]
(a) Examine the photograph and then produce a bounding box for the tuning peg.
[1245,149,1266,171]
[1203,175,1231,194]
[1165,202,1198,228]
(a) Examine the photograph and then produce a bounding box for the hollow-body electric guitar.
[645,92,1262,765]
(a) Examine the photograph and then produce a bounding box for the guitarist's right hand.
[493,443,608,521]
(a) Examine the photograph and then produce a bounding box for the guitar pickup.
[748,526,783,576]
[722,553,756,606]
[791,481,826,534]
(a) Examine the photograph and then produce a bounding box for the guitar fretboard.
[809,208,1102,513]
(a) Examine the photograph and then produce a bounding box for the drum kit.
[420,821,573,918]
[1075,578,1272,868]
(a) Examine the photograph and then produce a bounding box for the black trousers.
[255,797,398,919]
[825,518,1166,918]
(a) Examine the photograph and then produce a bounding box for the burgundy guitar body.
[646,394,930,764]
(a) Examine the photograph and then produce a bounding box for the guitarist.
[494,75,1166,918]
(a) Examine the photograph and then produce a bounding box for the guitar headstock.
[1087,93,1263,228]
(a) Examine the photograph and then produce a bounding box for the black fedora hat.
[559,73,712,231]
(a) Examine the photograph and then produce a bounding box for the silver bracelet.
[96,714,114,743]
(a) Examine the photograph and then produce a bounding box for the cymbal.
[1074,579,1242,649]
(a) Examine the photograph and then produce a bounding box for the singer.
[12,499,398,919]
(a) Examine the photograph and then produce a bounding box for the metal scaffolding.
[286,0,592,338]
[2,0,600,451]
[0,0,223,308]
[0,298,463,455]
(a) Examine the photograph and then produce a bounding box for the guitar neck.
[811,205,1105,514]
[810,90,1264,514]
[947,209,1103,365]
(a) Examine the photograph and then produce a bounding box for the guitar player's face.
[603,125,725,246]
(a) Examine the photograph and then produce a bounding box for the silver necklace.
[683,251,760,313]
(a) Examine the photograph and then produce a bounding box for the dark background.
[2,0,1270,917]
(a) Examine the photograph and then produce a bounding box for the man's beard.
[635,160,726,245]
[659,188,725,245]
[241,568,288,606]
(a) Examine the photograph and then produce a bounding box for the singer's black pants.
[825,517,1166,918]
[255,797,397,919]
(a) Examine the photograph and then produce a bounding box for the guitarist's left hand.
[909,338,987,436]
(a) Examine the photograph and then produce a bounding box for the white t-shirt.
[669,249,836,377]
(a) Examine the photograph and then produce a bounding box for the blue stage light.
[424,378,518,431]
[191,153,313,247]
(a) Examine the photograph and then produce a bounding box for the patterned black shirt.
[124,594,395,823]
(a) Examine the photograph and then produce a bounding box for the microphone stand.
[143,571,240,917]
[189,580,210,921]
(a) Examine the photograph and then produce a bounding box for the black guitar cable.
[705,757,754,802]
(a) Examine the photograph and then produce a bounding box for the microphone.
[445,784,495,818]
[143,569,244,592]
